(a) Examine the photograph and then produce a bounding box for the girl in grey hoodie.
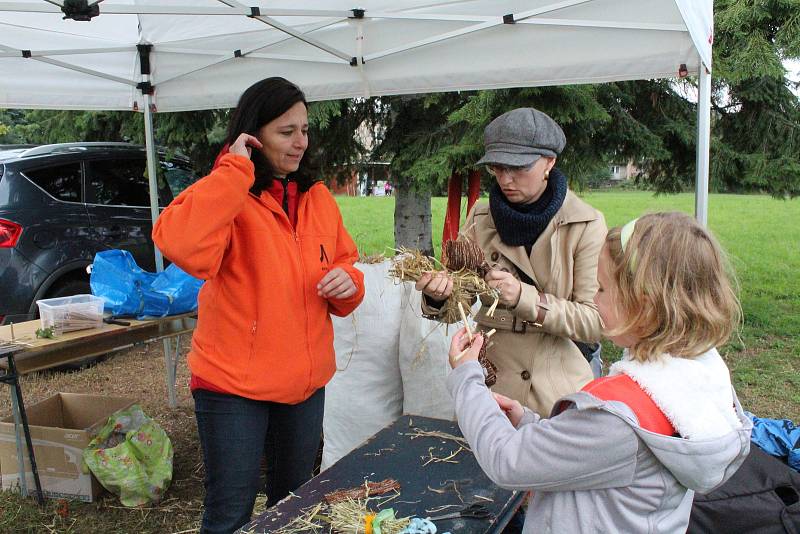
[447,212,752,533]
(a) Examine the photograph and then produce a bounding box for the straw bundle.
[328,498,410,534]
[389,247,499,324]
[325,479,401,505]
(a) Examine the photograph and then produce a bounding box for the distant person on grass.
[447,212,751,533]
[153,77,365,534]
[416,107,606,415]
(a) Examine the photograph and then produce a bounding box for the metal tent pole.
[137,44,178,407]
[695,63,711,226]
[143,94,164,273]
[138,43,165,272]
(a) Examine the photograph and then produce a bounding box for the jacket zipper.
[294,200,314,397]
[252,187,314,397]
[249,320,258,365]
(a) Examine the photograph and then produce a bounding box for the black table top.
[241,415,523,533]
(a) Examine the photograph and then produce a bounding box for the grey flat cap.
[477,108,566,167]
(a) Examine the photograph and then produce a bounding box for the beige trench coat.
[424,190,607,415]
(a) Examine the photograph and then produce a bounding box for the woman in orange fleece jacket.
[153,77,365,534]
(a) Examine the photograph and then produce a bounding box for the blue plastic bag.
[90,250,203,319]
[747,411,800,472]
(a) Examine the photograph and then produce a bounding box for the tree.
[709,0,800,198]
[378,93,471,255]
[629,0,800,197]
[5,0,798,253]
[366,84,679,254]
[3,109,226,172]
[0,109,30,144]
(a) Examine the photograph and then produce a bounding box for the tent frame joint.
[248,6,260,18]
[351,8,365,19]
[61,0,99,22]
[137,81,154,95]
[137,43,153,75]
[21,49,31,58]
[503,14,515,24]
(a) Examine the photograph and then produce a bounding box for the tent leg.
[695,63,711,227]
[163,335,180,409]
[143,95,165,272]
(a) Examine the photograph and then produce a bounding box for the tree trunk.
[394,183,433,256]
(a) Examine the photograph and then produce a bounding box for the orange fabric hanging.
[466,169,481,211]
[442,170,482,260]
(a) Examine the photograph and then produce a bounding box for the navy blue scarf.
[489,168,568,247]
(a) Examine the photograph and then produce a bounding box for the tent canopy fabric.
[0,0,714,231]
[0,0,712,112]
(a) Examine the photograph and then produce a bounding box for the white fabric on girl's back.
[610,348,742,440]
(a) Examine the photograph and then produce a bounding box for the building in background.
[325,161,391,196]
[609,161,640,181]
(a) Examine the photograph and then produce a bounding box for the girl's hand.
[416,271,453,301]
[484,269,522,307]
[229,133,263,159]
[493,392,525,427]
[448,328,483,369]
[317,267,357,299]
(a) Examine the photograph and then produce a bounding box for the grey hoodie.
[446,348,752,533]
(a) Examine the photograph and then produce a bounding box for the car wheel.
[45,278,91,299]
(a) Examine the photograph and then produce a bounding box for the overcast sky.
[786,59,800,95]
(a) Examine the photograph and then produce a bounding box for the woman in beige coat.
[418,108,606,415]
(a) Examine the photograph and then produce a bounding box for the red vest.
[567,375,677,436]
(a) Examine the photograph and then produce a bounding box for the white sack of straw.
[323,260,405,470]
[398,286,481,420]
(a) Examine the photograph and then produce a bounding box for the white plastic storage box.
[36,294,105,335]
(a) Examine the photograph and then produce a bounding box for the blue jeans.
[193,387,325,534]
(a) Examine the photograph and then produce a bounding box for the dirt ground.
[0,342,222,533]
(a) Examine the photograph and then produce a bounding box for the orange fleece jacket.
[152,154,365,403]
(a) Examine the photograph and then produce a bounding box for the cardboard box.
[0,393,135,502]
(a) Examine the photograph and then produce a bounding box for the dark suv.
[0,142,198,324]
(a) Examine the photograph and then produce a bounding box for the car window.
[24,162,82,202]
[160,161,198,197]
[86,158,150,206]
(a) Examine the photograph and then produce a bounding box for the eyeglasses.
[485,163,535,179]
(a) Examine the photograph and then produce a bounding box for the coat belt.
[474,307,541,334]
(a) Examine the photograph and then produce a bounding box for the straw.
[388,248,500,325]
[457,302,473,342]
[453,328,495,362]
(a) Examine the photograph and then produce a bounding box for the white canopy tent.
[1,0,714,262]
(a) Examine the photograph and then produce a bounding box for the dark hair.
[225,77,318,194]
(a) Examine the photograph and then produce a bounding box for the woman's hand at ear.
[229,133,263,159]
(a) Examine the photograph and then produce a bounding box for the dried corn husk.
[443,240,488,275]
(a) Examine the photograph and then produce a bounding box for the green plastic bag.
[82,404,173,506]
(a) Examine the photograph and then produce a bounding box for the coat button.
[521,370,531,380]
[491,252,499,261]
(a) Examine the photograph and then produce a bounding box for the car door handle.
[99,226,123,238]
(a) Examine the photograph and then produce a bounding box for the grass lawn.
[0,191,797,533]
